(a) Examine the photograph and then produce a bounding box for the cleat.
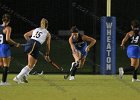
[132,78,140,82]
[0,81,10,86]
[22,76,28,83]
[38,71,44,75]
[69,76,75,80]
[119,67,124,79]
[13,77,24,84]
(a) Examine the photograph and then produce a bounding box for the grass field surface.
[0,74,140,100]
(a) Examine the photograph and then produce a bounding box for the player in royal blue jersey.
[119,19,140,82]
[68,26,96,80]
[0,14,20,85]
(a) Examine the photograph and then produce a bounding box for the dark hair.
[2,13,10,22]
[70,26,78,33]
[131,19,140,28]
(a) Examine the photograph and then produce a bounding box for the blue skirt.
[75,43,88,57]
[0,44,11,57]
[127,45,140,58]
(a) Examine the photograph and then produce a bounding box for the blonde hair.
[41,18,48,28]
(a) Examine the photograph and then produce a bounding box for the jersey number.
[33,31,43,38]
[0,34,3,44]
[131,36,139,43]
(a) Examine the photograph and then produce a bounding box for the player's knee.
[0,62,3,67]
[28,64,35,68]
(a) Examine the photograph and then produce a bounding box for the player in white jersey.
[13,18,51,83]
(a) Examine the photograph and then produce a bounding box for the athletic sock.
[17,66,32,79]
[71,66,77,76]
[124,66,135,72]
[25,64,35,77]
[2,67,8,82]
[133,68,138,79]
[70,62,79,76]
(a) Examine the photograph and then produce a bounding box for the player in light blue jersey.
[68,26,96,80]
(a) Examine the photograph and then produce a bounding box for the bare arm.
[69,36,76,53]
[120,32,131,47]
[45,32,51,56]
[4,26,19,47]
[24,30,33,41]
[82,35,96,52]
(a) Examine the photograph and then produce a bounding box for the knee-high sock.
[2,67,8,82]
[25,64,35,77]
[133,68,139,79]
[124,66,135,72]
[71,66,77,76]
[17,66,32,79]
[70,62,79,76]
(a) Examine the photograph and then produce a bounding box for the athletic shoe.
[0,81,10,86]
[13,77,24,84]
[69,76,75,80]
[119,67,124,79]
[132,78,140,82]
[22,76,28,83]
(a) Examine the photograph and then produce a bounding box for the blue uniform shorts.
[0,44,11,57]
[127,45,140,58]
[24,39,41,59]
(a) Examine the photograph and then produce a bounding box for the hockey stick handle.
[39,51,64,72]
[20,43,30,46]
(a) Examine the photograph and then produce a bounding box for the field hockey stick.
[39,51,64,72]
[64,57,83,79]
[64,62,80,79]
[10,43,30,47]
[64,71,71,79]
[20,43,29,46]
[63,53,100,79]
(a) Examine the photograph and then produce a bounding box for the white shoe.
[132,78,140,82]
[13,77,24,84]
[0,81,10,86]
[69,76,75,80]
[119,67,124,79]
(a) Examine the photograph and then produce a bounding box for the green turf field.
[0,74,140,100]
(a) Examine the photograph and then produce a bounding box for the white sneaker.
[119,67,124,79]
[0,81,10,86]
[69,76,75,80]
[13,77,24,84]
[132,78,140,82]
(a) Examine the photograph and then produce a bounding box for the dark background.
[0,0,140,74]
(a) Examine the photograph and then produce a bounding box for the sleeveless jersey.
[31,28,49,44]
[129,31,140,46]
[72,33,87,49]
[0,25,7,44]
